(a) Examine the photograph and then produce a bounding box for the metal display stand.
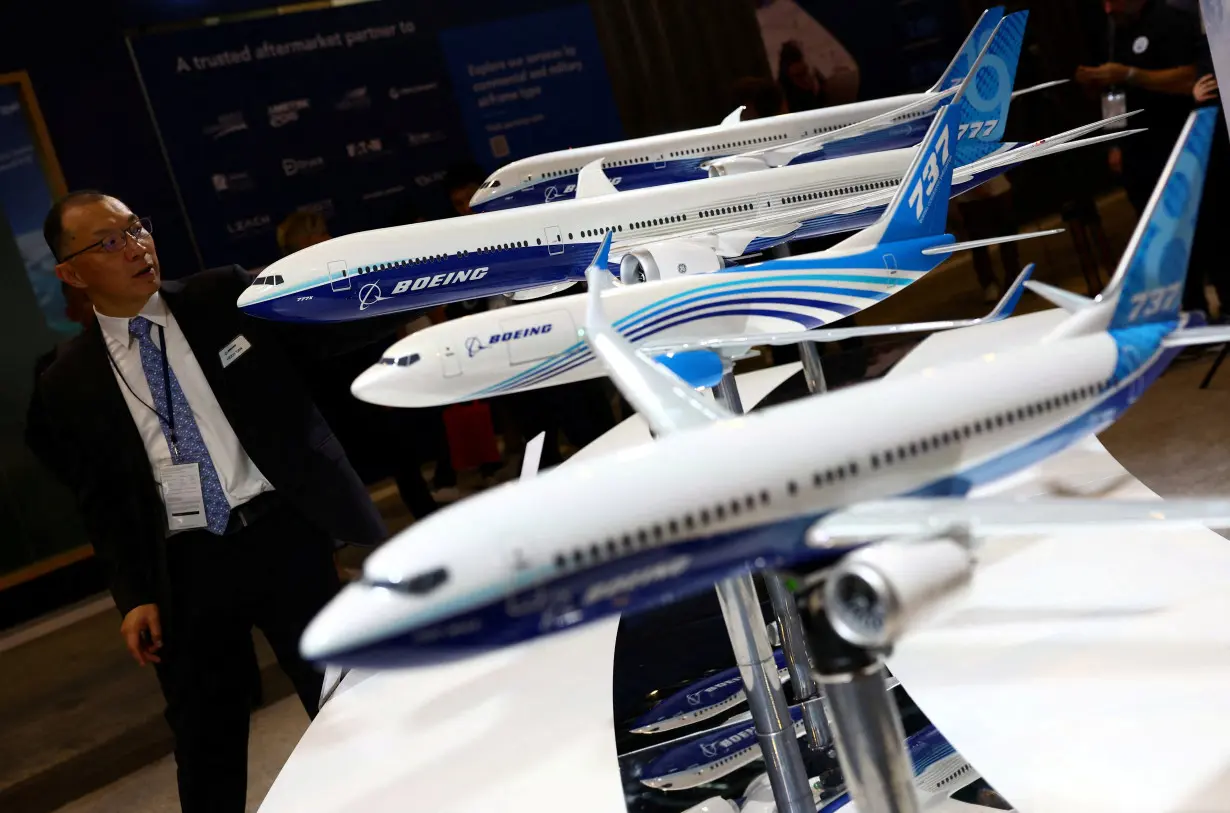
[764,574,833,752]
[796,582,922,813]
[711,370,814,813]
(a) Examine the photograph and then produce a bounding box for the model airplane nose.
[351,360,433,407]
[300,582,420,665]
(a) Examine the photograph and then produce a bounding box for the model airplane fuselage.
[468,8,1013,212]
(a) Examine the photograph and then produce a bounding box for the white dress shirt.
[96,293,273,510]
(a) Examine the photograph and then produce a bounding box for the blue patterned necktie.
[129,316,231,534]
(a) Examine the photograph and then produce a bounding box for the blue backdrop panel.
[129,1,621,271]
[438,3,623,170]
[0,85,65,334]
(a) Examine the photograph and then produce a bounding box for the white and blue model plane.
[299,107,1230,671]
[693,725,1007,813]
[630,650,792,735]
[351,97,1045,408]
[469,7,1057,211]
[240,17,1128,324]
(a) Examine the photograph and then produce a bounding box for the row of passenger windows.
[808,122,852,135]
[550,380,1112,574]
[891,110,930,123]
[603,155,653,169]
[669,134,786,158]
[782,179,894,205]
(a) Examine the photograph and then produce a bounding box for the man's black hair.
[44,190,109,262]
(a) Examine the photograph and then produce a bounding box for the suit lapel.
[159,281,236,413]
[73,321,150,466]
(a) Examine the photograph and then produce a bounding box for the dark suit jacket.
[26,265,389,617]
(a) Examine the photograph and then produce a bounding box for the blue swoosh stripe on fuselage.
[474,289,894,397]
[326,323,1183,669]
[472,272,921,396]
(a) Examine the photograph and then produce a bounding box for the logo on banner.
[335,87,371,112]
[268,99,310,128]
[389,82,438,100]
[346,138,388,159]
[211,171,254,194]
[405,130,447,147]
[360,185,406,202]
[203,112,248,140]
[414,170,448,188]
[282,156,325,177]
[226,214,272,237]
[296,199,336,219]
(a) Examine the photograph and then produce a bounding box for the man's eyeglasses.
[59,218,153,262]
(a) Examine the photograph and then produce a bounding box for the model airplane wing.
[639,263,1035,354]
[580,233,734,435]
[809,496,1230,546]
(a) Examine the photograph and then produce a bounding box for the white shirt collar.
[95,292,168,348]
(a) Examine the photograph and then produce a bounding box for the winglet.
[1024,280,1092,313]
[990,263,1034,320]
[575,158,619,199]
[721,106,745,126]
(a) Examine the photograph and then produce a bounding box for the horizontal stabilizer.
[1163,325,1230,348]
[651,350,726,389]
[920,228,1063,255]
[1009,78,1069,98]
[509,281,579,301]
[641,266,1034,354]
[809,496,1230,546]
[1023,280,1092,313]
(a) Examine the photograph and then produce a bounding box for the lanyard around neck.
[104,322,180,459]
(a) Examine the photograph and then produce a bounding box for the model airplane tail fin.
[952,10,1027,167]
[1097,107,1215,332]
[833,96,958,252]
[930,6,1005,92]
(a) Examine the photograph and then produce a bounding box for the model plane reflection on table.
[238,16,1129,324]
[300,106,1230,671]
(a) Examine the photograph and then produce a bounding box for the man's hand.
[1076,63,1131,89]
[1108,146,1123,176]
[1194,73,1220,104]
[121,604,163,666]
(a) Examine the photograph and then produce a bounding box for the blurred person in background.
[778,40,828,112]
[1184,63,1229,316]
[1075,0,1203,213]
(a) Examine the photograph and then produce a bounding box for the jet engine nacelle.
[618,241,724,284]
[705,156,773,178]
[823,538,973,650]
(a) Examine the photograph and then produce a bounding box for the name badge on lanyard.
[159,462,208,530]
[1101,90,1128,129]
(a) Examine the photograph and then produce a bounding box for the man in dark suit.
[25,191,387,813]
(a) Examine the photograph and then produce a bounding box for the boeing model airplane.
[298,108,1230,671]
[239,22,1128,324]
[468,8,1052,211]
[630,650,792,735]
[641,704,808,790]
[350,100,1046,408]
[727,726,1009,813]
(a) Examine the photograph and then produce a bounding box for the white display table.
[260,349,1230,813]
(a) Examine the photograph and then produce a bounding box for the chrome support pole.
[765,574,833,751]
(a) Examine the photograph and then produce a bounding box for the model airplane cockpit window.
[376,354,421,367]
[251,274,285,286]
[393,567,448,595]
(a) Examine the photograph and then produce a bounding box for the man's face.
[450,182,481,216]
[55,197,160,302]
